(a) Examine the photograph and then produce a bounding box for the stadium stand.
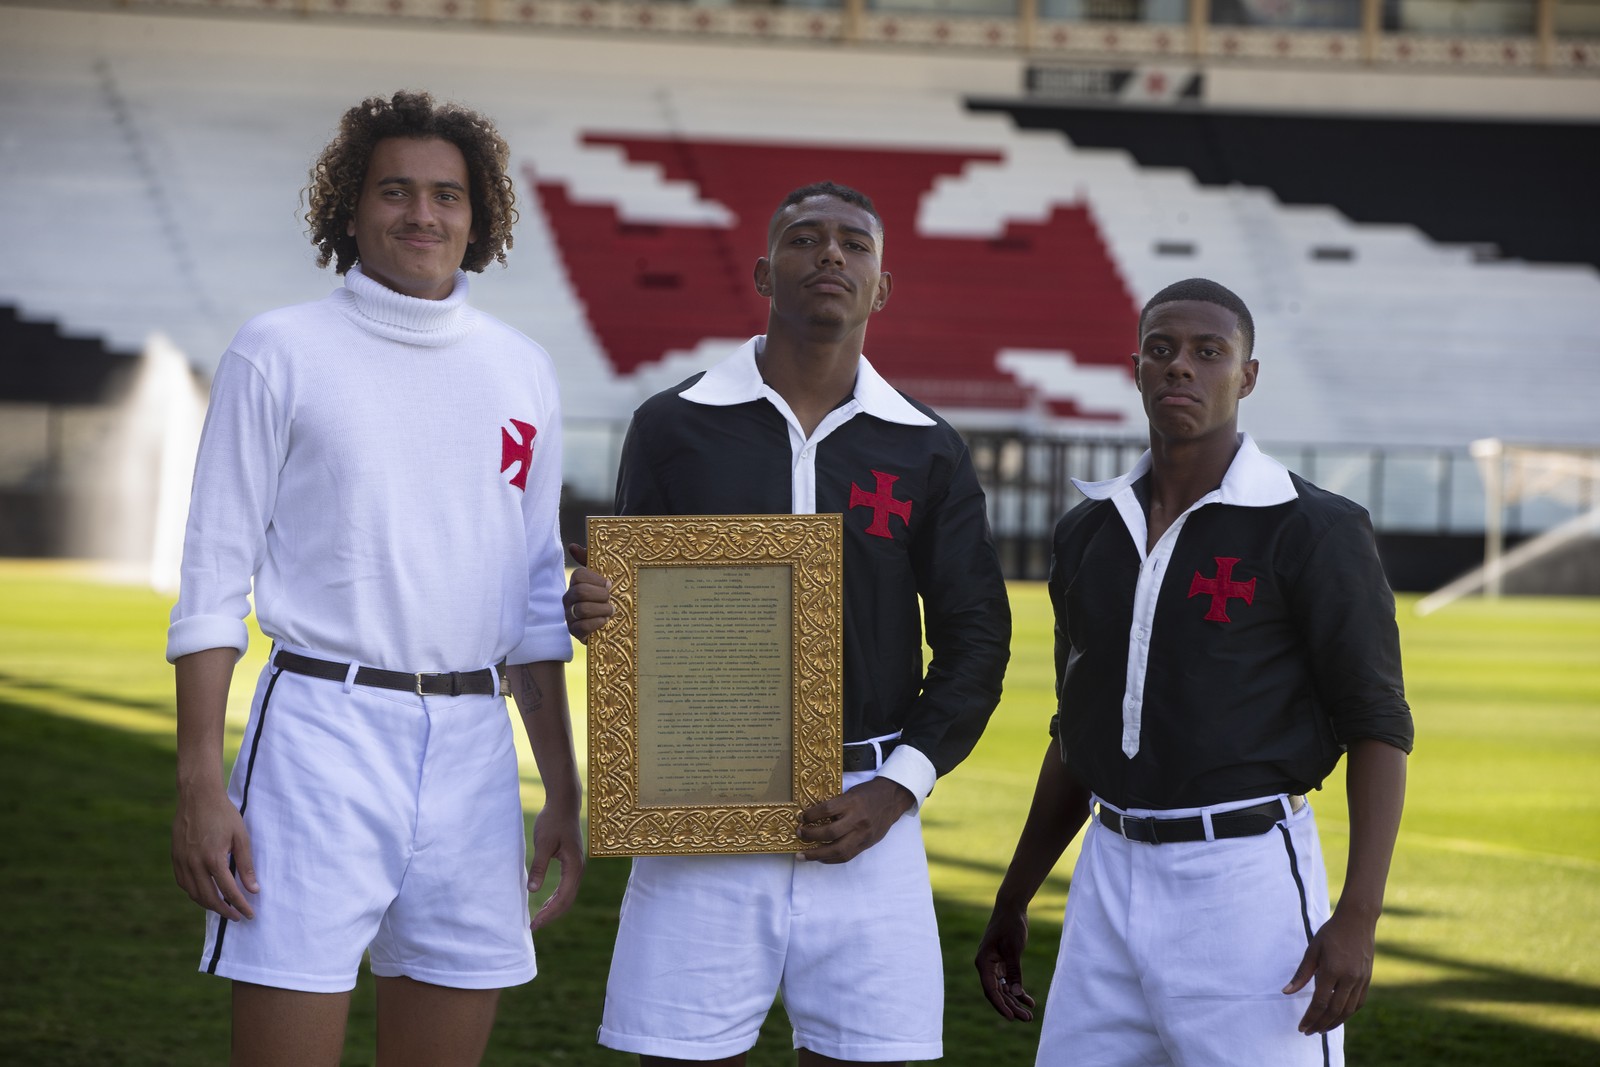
[4,3,1597,446]
[0,307,136,405]
[531,134,1139,417]
[2,1,1597,585]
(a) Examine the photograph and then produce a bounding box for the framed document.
[585,514,844,857]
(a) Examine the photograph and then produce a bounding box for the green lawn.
[1,562,1597,1065]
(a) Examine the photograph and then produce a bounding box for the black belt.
[273,650,500,697]
[842,738,900,772]
[1097,796,1304,845]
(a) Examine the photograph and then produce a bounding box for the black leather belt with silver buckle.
[842,738,901,772]
[273,650,499,697]
[1097,796,1305,845]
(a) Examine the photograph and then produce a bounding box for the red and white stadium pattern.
[7,0,1599,456]
[529,133,1139,418]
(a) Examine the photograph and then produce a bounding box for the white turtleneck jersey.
[167,264,572,673]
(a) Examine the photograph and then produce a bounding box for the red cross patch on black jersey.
[1188,556,1256,622]
[849,469,912,539]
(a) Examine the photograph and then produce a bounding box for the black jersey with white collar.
[1049,441,1413,811]
[614,343,1010,783]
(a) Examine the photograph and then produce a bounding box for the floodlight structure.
[1416,439,1600,615]
[95,333,206,593]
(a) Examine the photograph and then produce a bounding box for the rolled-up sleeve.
[165,351,284,663]
[507,366,574,666]
[1290,510,1414,753]
[901,444,1012,777]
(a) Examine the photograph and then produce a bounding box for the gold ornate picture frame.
[585,514,844,857]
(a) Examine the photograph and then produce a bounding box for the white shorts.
[199,651,537,993]
[1037,795,1342,1067]
[598,771,943,1062]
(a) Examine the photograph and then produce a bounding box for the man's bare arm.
[505,660,586,930]
[1283,738,1408,1033]
[976,737,1092,1022]
[171,646,258,920]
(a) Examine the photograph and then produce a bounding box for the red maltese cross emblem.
[1187,556,1256,622]
[500,418,537,491]
[849,469,912,539]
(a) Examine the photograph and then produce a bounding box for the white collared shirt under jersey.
[1071,433,1296,757]
[678,336,941,805]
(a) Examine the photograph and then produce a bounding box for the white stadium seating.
[3,1,1598,481]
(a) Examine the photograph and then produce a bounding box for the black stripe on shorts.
[205,665,281,975]
[1278,822,1332,1067]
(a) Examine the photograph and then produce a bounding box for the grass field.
[1,561,1597,1066]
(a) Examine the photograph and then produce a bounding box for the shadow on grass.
[0,668,174,715]
[932,896,1600,1067]
[1376,942,1600,1008]
[925,845,1072,897]
[3,700,1597,1067]
[0,699,229,1067]
[1347,993,1600,1067]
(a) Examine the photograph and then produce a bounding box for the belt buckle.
[1119,813,1157,844]
[415,671,459,696]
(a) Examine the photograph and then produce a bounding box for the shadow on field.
[1379,942,1600,1009]
[1345,942,1600,1064]
[3,700,1598,1067]
[0,668,173,714]
[925,844,1072,898]
[1347,990,1600,1067]
[0,698,230,1067]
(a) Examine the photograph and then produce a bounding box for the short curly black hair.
[305,90,516,274]
[1138,277,1255,358]
[767,180,884,254]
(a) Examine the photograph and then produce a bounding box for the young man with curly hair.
[563,181,1012,1065]
[168,91,584,1066]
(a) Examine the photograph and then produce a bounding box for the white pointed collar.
[681,336,935,427]
[1071,433,1296,508]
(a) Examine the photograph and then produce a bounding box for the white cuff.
[877,744,937,811]
[507,622,575,667]
[166,616,249,664]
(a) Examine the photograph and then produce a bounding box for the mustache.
[803,270,853,290]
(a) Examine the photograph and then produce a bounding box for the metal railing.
[47,0,1600,72]
[961,431,1597,579]
[563,415,1595,540]
[7,404,1594,580]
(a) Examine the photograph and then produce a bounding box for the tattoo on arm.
[513,669,545,713]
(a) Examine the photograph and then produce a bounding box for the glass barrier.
[1386,0,1534,34]
[872,0,1019,13]
[674,0,844,7]
[1210,0,1362,29]
[1375,451,1456,533]
[1557,0,1600,34]
[1443,451,1489,533]
[0,405,51,490]
[575,419,1584,542]
[1034,0,1182,22]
